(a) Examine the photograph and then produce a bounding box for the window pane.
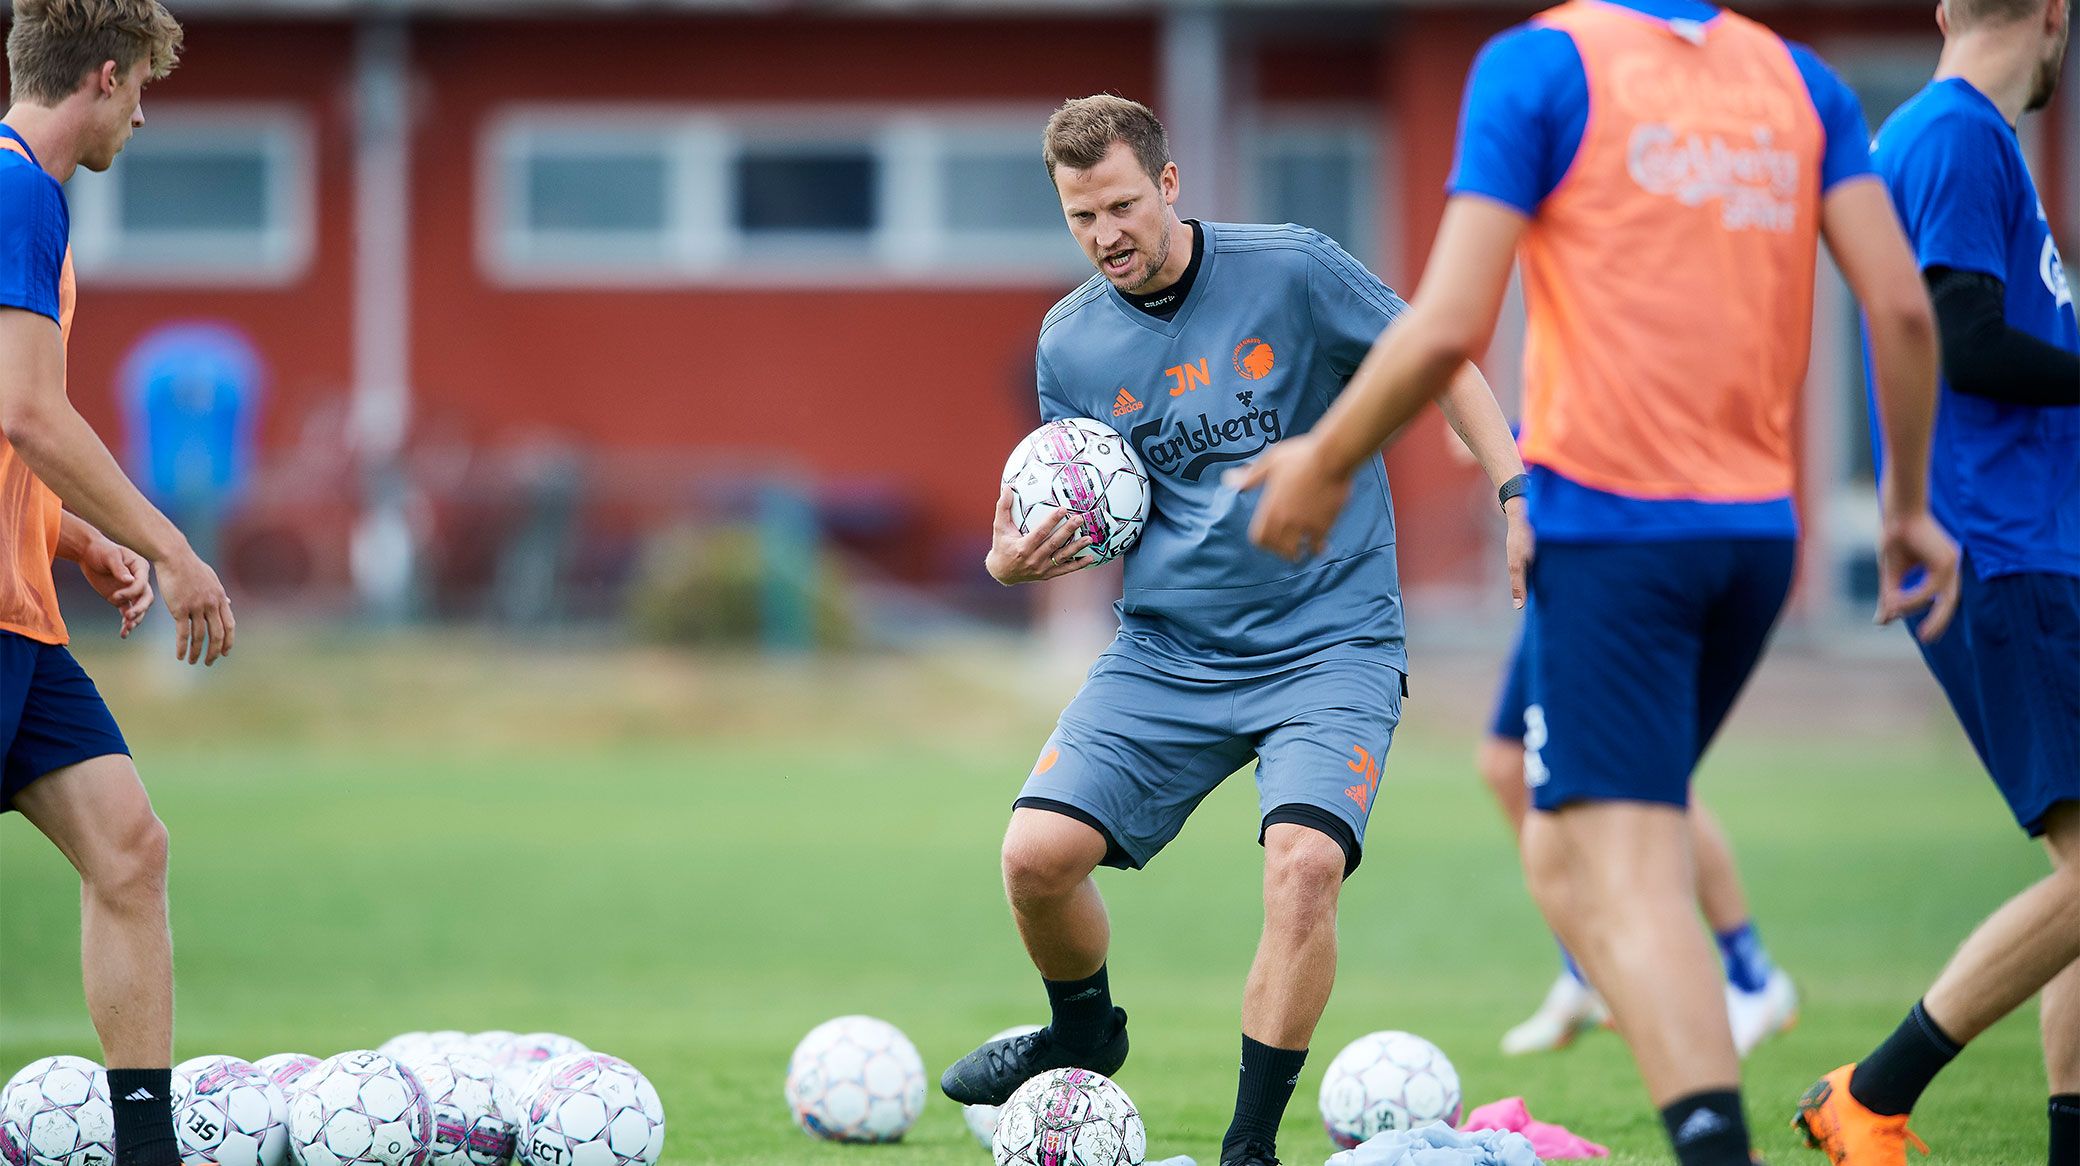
[942,152,1060,233]
[527,152,669,233]
[1259,146,1357,249]
[118,151,268,232]
[735,151,875,233]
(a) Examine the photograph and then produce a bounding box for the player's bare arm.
[57,512,152,638]
[1232,196,1525,561]
[0,308,234,663]
[985,484,1095,585]
[1820,177,1959,641]
[1434,362,1532,608]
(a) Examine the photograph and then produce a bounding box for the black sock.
[1660,1089,1752,1166]
[2050,1094,2079,1166]
[1222,1035,1307,1161]
[1043,965,1114,1052]
[106,1068,178,1166]
[1849,1000,1962,1117]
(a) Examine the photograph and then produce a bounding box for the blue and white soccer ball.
[171,1056,288,1166]
[960,1026,1043,1150]
[514,1054,663,1166]
[1318,1031,1462,1150]
[402,1056,513,1166]
[0,1055,114,1166]
[1003,418,1152,564]
[286,1051,432,1166]
[784,1016,926,1143]
[990,1068,1145,1166]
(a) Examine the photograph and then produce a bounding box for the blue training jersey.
[1868,78,2080,580]
[1036,221,1407,679]
[0,125,67,326]
[1448,0,1873,542]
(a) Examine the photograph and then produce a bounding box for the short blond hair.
[8,0,182,105]
[1043,94,1170,186]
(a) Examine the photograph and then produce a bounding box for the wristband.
[1497,473,1529,511]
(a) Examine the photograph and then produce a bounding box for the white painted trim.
[1242,103,1385,275]
[66,102,315,287]
[477,102,1091,287]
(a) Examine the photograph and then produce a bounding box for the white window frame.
[480,104,1086,287]
[66,102,314,286]
[1243,106,1386,275]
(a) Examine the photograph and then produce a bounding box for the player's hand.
[153,548,236,665]
[1877,509,1959,643]
[1226,433,1350,561]
[78,536,152,638]
[1503,496,1532,610]
[985,484,1095,585]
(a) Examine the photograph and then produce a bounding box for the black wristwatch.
[1498,473,1529,511]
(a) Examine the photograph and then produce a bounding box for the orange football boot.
[1794,1065,1929,1164]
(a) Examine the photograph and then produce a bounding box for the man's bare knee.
[1264,825,1347,925]
[85,805,168,911]
[1476,739,1528,817]
[1002,810,1105,901]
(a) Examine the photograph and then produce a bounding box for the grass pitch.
[0,633,2057,1164]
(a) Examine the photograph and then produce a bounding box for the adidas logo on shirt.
[1112,388,1143,417]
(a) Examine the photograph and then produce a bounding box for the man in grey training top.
[944,95,1530,1165]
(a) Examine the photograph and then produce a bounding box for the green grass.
[0,637,2058,1164]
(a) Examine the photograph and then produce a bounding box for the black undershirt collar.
[1122,220,1204,322]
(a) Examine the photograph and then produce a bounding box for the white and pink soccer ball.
[402,1055,513,1166]
[253,1058,321,1098]
[783,1016,926,1143]
[1002,418,1151,564]
[286,1051,432,1166]
[960,1026,1042,1150]
[0,1055,114,1166]
[990,1068,1145,1166]
[1318,1031,1462,1150]
[513,1053,663,1166]
[171,1056,288,1166]
[485,1038,584,1139]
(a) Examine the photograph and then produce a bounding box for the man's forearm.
[1927,267,2080,407]
[1435,362,1526,488]
[8,403,187,562]
[55,511,107,563]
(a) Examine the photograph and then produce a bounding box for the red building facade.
[17,2,2073,617]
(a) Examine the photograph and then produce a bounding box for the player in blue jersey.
[1794,2,2078,1163]
[1233,2,1956,1164]
[940,95,1531,1166]
[0,2,232,1165]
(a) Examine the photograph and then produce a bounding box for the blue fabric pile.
[1325,1121,1544,1166]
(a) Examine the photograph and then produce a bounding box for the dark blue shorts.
[1910,558,2079,837]
[0,633,130,813]
[1488,629,1531,742]
[1523,538,1794,811]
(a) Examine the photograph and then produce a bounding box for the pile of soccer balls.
[784,1015,1462,1163]
[0,1031,664,1166]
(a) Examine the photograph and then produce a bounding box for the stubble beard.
[1119,225,1173,294]
[2027,40,2067,112]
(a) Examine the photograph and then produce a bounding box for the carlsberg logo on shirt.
[1627,122,1802,232]
[1130,391,1284,481]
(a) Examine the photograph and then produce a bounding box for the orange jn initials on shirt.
[1165,359,1211,396]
